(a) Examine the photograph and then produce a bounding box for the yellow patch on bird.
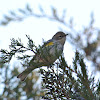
[46,42,54,47]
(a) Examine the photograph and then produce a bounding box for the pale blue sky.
[0,0,100,26]
[0,0,100,88]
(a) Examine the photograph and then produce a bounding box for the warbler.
[17,31,68,81]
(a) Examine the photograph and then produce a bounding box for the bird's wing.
[29,39,55,64]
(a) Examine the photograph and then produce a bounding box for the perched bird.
[17,31,68,81]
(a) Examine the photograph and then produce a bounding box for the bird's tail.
[17,67,34,81]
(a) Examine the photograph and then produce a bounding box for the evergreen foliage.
[0,2,100,100]
[0,36,100,100]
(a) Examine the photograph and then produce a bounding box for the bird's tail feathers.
[17,67,33,81]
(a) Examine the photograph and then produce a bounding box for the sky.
[0,0,100,92]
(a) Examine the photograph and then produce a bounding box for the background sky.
[0,0,100,84]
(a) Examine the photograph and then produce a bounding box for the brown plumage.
[17,31,68,81]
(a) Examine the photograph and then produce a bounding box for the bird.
[17,31,68,81]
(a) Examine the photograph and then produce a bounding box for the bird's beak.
[65,34,68,36]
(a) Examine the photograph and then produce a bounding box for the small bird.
[17,31,68,81]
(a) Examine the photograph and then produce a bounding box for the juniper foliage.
[0,2,100,100]
[41,51,99,100]
[0,36,99,100]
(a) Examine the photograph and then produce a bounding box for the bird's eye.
[59,35,62,38]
